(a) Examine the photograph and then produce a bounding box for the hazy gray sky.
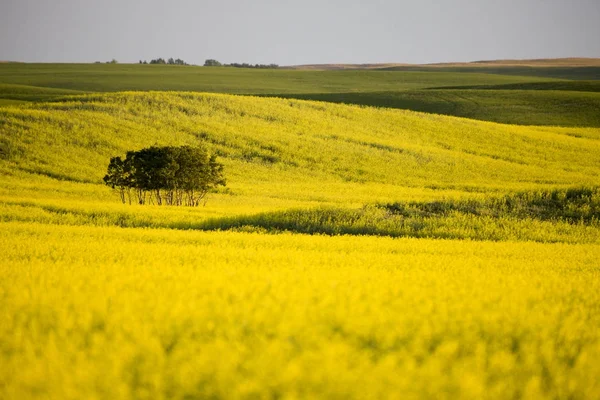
[1,0,599,65]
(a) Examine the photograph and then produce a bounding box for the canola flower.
[1,92,599,235]
[1,92,599,200]
[1,221,600,399]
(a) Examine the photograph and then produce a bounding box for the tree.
[225,62,279,69]
[103,156,132,204]
[204,59,222,67]
[175,146,226,206]
[143,58,188,65]
[103,145,226,206]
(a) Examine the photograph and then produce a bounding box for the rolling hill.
[2,92,598,189]
[270,89,600,127]
[1,91,599,239]
[286,58,600,70]
[0,63,557,93]
[2,62,599,127]
[2,67,600,399]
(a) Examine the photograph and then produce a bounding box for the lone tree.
[104,145,225,206]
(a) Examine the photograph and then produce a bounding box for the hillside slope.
[0,63,558,94]
[287,58,600,70]
[379,65,600,81]
[2,92,599,195]
[1,92,599,241]
[271,89,600,127]
[3,64,598,127]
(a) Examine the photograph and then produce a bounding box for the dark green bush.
[103,145,225,206]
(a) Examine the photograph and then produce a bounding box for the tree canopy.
[203,59,222,67]
[103,145,225,206]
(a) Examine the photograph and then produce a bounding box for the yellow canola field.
[1,221,599,399]
[2,92,600,399]
[2,92,600,208]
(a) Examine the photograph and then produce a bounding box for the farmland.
[2,222,600,399]
[1,62,600,399]
[2,62,600,127]
[0,63,565,94]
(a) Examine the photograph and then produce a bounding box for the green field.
[0,63,561,93]
[1,63,600,399]
[379,65,600,80]
[0,83,86,102]
[274,89,600,127]
[2,63,600,127]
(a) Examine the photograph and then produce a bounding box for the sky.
[1,0,599,65]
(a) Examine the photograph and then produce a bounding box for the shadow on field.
[376,66,600,81]
[426,81,600,92]
[263,89,600,127]
[2,188,599,243]
[197,187,600,243]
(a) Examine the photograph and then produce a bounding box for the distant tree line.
[228,62,280,69]
[203,59,279,69]
[139,58,188,65]
[103,145,226,206]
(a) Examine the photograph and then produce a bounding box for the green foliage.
[104,146,225,206]
[143,58,188,65]
[382,187,600,223]
[226,62,279,69]
[103,156,130,203]
[204,59,222,67]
